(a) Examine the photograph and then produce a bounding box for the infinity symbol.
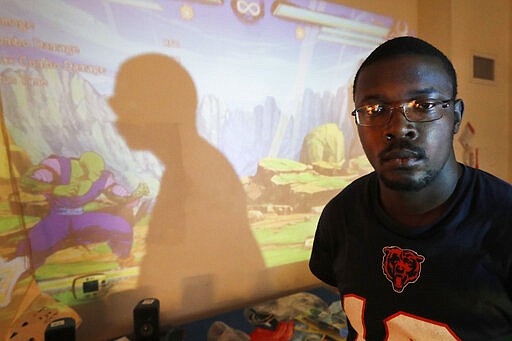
[236,0,261,16]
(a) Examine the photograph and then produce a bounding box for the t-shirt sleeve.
[309,209,338,287]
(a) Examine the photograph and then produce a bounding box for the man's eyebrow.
[359,87,441,103]
[356,94,384,104]
[356,88,448,105]
[406,88,443,98]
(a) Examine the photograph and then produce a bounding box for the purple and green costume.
[17,156,133,268]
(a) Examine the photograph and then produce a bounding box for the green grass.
[253,217,318,245]
[34,244,119,280]
[351,155,372,169]
[0,215,40,234]
[252,216,319,267]
[259,158,308,172]
[87,243,114,255]
[49,290,89,306]
[35,260,119,279]
[272,172,349,190]
[262,247,312,267]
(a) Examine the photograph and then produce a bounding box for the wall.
[0,1,418,340]
[454,0,510,181]
[419,0,511,182]
[4,0,511,340]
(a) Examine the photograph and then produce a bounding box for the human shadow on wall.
[108,53,265,326]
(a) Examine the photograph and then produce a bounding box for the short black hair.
[353,36,457,99]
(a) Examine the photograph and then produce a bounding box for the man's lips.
[378,140,426,164]
[379,149,425,167]
[380,149,421,162]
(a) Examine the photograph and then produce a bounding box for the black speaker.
[44,317,76,341]
[133,298,160,341]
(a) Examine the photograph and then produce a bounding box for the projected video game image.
[0,0,411,315]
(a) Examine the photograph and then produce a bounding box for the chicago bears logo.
[382,246,425,293]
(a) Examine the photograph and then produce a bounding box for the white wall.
[451,0,510,181]
[421,0,511,182]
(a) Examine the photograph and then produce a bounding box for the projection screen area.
[0,0,410,312]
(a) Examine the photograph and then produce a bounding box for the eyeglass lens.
[354,100,453,126]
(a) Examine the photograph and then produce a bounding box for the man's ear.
[452,99,464,134]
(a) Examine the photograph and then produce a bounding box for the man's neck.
[379,162,462,227]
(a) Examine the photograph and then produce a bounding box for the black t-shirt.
[309,165,512,340]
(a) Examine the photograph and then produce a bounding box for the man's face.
[354,55,462,191]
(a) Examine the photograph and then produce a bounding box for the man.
[309,36,512,340]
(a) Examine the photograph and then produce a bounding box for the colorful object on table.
[249,320,294,341]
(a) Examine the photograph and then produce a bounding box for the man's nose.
[383,107,418,141]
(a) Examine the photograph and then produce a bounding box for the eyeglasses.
[351,98,455,127]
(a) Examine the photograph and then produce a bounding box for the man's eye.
[413,101,436,111]
[365,104,383,115]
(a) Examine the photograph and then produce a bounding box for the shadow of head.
[109,53,197,127]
